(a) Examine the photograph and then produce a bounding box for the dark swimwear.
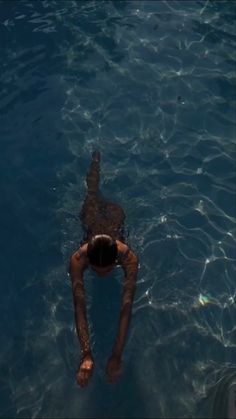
[80,152,126,243]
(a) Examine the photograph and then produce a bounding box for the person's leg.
[80,151,102,238]
[104,201,126,241]
[85,151,100,194]
[80,151,126,241]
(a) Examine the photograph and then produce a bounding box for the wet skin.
[70,241,138,387]
[77,263,121,387]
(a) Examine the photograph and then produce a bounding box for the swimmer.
[69,151,138,387]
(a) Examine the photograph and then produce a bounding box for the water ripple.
[1,1,236,418]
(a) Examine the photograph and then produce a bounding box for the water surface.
[0,1,235,418]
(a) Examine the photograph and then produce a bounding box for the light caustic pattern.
[59,1,236,418]
[0,1,235,418]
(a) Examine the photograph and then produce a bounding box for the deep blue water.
[0,1,236,418]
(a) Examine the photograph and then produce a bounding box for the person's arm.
[69,249,93,387]
[106,247,138,383]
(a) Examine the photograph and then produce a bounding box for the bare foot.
[92,150,100,162]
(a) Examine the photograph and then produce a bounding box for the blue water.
[0,1,235,418]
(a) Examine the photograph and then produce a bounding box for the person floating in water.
[69,151,138,387]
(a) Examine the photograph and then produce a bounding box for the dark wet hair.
[87,234,118,267]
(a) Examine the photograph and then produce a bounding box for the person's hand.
[106,354,122,384]
[76,354,94,388]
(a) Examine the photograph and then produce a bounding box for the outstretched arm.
[70,250,93,387]
[106,248,138,383]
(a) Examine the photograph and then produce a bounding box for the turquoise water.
[0,1,235,418]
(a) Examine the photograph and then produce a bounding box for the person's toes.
[92,150,100,162]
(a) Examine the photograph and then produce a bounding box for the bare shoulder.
[71,244,88,261]
[116,240,138,264]
[116,240,128,254]
[70,244,88,273]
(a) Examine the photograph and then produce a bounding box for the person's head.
[87,234,118,276]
